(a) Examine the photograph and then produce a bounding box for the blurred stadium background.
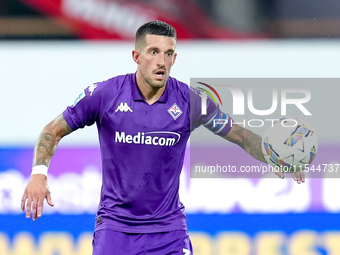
[1,0,340,254]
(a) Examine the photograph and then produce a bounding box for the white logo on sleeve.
[183,248,191,255]
[72,91,85,107]
[115,102,133,112]
[88,84,97,96]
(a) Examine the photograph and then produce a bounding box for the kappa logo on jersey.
[115,131,180,146]
[88,84,97,96]
[115,102,133,112]
[183,248,191,255]
[167,103,183,120]
[72,91,85,107]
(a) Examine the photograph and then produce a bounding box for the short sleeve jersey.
[63,73,232,233]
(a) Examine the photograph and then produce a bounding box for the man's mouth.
[155,70,165,78]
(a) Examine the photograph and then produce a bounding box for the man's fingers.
[22,175,53,220]
[296,172,302,184]
[297,172,305,184]
[291,173,298,182]
[32,198,38,221]
[21,193,27,212]
[26,197,32,218]
[301,171,305,183]
[46,193,54,207]
[275,171,285,179]
[24,194,53,220]
[291,172,304,184]
[37,199,44,218]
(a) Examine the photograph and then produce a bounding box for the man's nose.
[157,53,165,67]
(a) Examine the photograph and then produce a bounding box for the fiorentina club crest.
[167,103,183,120]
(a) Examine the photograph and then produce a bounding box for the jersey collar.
[132,72,169,103]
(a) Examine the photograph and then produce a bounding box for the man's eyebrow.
[146,46,160,51]
[146,46,175,52]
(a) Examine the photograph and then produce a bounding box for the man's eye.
[151,50,157,55]
[166,52,173,56]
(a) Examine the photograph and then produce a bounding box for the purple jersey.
[63,73,232,233]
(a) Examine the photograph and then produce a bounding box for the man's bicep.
[46,114,73,139]
[57,114,73,136]
[202,109,234,138]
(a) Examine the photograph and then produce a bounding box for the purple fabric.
[190,86,233,136]
[92,229,193,255]
[63,73,230,233]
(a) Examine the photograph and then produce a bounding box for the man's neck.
[136,72,166,105]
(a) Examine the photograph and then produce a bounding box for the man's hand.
[274,170,305,184]
[222,124,306,184]
[21,174,54,221]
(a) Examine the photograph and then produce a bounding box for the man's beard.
[143,73,168,89]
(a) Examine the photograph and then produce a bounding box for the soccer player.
[21,21,304,254]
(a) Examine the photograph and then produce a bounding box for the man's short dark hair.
[135,21,177,48]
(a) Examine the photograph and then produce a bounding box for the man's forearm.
[241,130,266,163]
[33,131,58,167]
[33,114,72,167]
[222,124,266,163]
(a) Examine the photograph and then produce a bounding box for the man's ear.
[172,52,177,66]
[132,50,140,64]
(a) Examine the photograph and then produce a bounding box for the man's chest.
[106,100,188,131]
[99,99,190,147]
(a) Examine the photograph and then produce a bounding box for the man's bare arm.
[33,114,73,167]
[221,124,306,182]
[21,114,73,221]
[222,124,266,162]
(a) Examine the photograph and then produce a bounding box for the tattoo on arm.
[35,132,55,166]
[242,131,266,163]
[33,114,72,167]
[223,124,266,163]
